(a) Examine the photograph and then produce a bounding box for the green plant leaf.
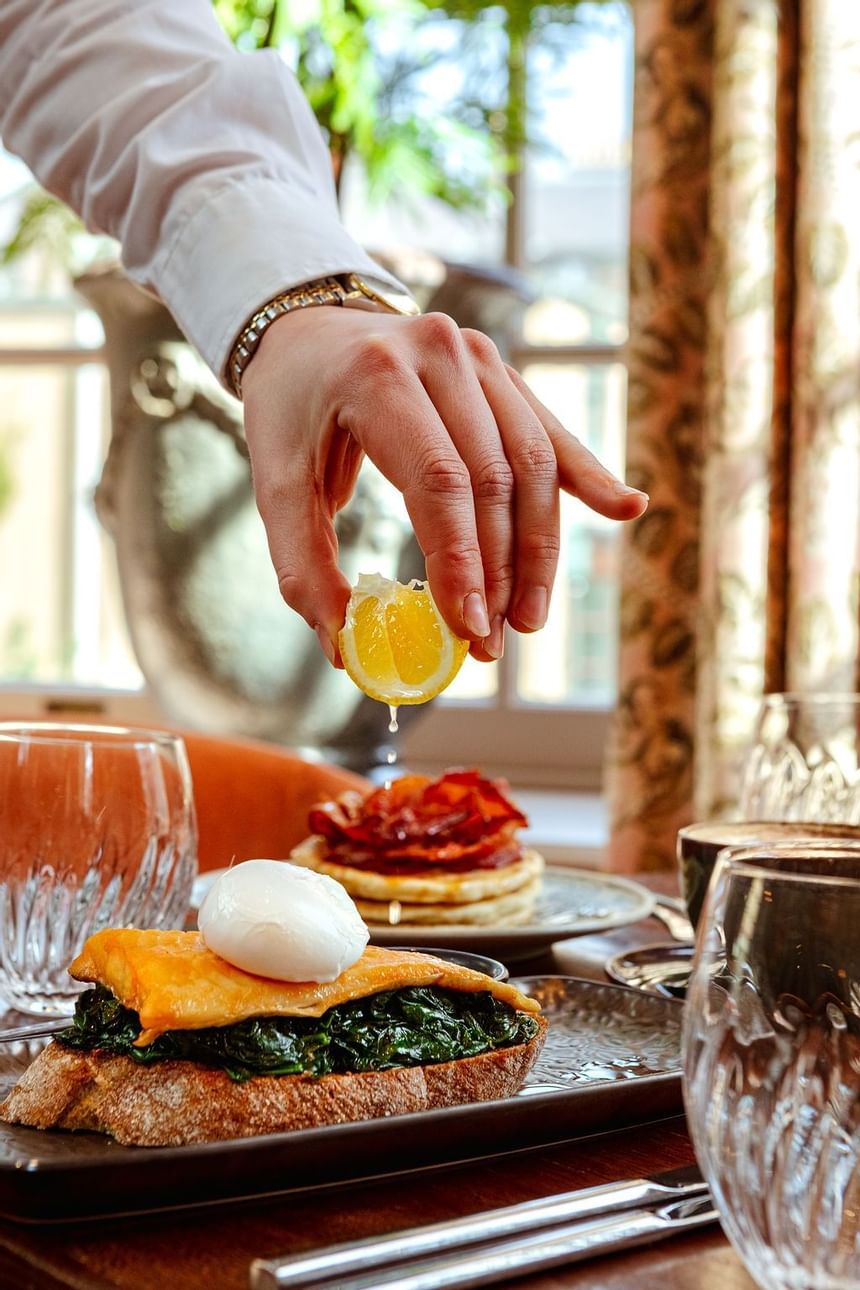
[60,983,539,1081]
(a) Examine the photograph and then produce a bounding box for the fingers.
[468,337,561,636]
[336,346,489,644]
[551,424,649,519]
[505,364,649,521]
[262,474,352,666]
[412,317,514,658]
[241,305,648,673]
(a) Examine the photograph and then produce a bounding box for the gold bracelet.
[227,277,352,398]
[227,272,419,398]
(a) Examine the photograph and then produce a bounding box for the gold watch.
[227,272,419,397]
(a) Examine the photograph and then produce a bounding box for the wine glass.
[684,839,860,1289]
[0,723,197,1014]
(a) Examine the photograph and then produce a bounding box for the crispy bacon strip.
[308,770,528,872]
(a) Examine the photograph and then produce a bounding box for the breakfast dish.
[0,977,679,1222]
[0,863,545,1147]
[291,769,544,927]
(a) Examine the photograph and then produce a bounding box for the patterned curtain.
[606,0,860,873]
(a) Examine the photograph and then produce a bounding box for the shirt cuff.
[144,172,413,388]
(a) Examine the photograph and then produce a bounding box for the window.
[0,2,632,787]
[388,3,634,787]
[0,162,142,692]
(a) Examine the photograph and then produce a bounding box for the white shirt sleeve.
[0,0,408,385]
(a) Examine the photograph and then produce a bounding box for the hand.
[242,307,648,665]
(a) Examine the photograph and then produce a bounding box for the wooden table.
[0,888,758,1290]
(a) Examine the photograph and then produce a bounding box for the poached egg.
[197,859,369,983]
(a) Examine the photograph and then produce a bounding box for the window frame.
[0,304,116,685]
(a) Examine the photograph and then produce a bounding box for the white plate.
[191,865,653,959]
[367,867,654,957]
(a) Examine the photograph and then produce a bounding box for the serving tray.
[0,978,682,1223]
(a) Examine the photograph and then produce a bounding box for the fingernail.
[619,484,649,500]
[315,625,336,665]
[516,586,548,631]
[463,592,490,638]
[483,615,505,660]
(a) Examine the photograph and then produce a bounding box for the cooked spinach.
[58,984,539,1082]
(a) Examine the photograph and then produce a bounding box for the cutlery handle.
[250,1199,718,1290]
[0,1018,69,1043]
[249,1171,708,1289]
[650,898,695,943]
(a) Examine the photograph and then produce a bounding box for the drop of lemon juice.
[384,713,399,789]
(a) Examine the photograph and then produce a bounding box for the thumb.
[253,466,352,666]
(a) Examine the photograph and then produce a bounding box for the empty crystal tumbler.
[740,693,860,823]
[683,840,860,1289]
[0,723,197,1014]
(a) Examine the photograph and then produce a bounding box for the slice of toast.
[0,1019,546,1147]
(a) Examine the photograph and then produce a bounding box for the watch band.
[227,273,413,398]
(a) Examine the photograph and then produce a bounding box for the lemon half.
[338,573,469,706]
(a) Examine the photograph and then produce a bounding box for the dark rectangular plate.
[0,977,682,1222]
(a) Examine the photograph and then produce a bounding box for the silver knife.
[252,1194,718,1290]
[249,1166,710,1290]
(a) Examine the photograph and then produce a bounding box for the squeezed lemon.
[338,573,469,707]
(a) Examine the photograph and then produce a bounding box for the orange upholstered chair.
[179,731,369,872]
[0,715,369,874]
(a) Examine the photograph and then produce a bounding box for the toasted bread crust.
[0,1020,547,1147]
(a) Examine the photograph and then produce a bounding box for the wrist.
[241,303,353,393]
[227,272,418,398]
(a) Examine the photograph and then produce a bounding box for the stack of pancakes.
[291,770,543,927]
